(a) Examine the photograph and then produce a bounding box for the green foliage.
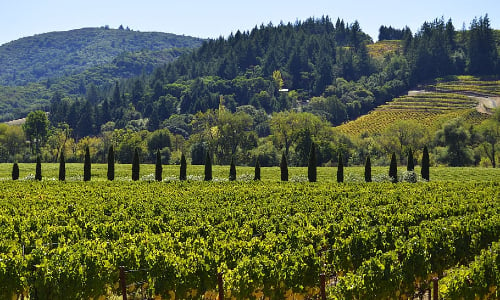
[23,110,49,153]
[35,156,42,181]
[307,142,317,182]
[364,155,372,182]
[155,149,162,182]
[204,151,212,181]
[132,148,140,181]
[421,146,430,181]
[59,151,65,181]
[107,146,115,181]
[179,153,187,181]
[229,157,236,181]
[83,146,91,181]
[434,118,475,166]
[11,163,19,180]
[389,152,398,183]
[407,148,414,171]
[280,153,288,181]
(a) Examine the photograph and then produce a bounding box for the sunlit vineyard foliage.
[0,176,498,299]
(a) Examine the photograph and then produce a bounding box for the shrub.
[401,171,418,183]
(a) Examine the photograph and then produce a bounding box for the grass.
[1,163,499,182]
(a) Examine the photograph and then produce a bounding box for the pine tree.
[204,151,212,181]
[59,152,66,181]
[308,142,317,182]
[229,157,236,181]
[389,153,398,183]
[84,146,91,181]
[364,155,372,182]
[407,148,414,171]
[107,146,115,181]
[421,146,430,181]
[155,149,162,182]
[12,163,19,180]
[132,148,140,181]
[35,157,42,181]
[337,152,344,183]
[280,152,288,181]
[254,158,261,181]
[180,153,187,181]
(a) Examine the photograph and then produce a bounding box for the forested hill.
[0,27,204,86]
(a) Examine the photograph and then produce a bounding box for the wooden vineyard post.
[433,277,439,300]
[119,266,127,300]
[320,273,326,300]
[218,272,224,300]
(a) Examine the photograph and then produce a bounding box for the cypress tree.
[59,152,66,181]
[308,142,317,182]
[421,146,430,181]
[180,153,187,181]
[204,151,212,181]
[107,146,115,181]
[84,146,91,181]
[229,157,236,181]
[12,163,19,180]
[155,149,162,182]
[407,148,414,171]
[35,157,42,181]
[254,158,261,181]
[280,152,288,181]
[364,155,372,182]
[337,152,344,183]
[132,148,140,181]
[389,152,398,183]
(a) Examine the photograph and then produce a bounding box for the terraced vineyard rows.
[0,181,498,299]
[433,76,500,96]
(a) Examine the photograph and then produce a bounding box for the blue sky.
[1,0,499,46]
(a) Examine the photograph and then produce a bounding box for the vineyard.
[0,179,499,299]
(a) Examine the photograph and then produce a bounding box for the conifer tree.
[337,152,344,183]
[155,149,162,182]
[254,158,261,181]
[59,152,66,181]
[132,148,140,181]
[35,157,42,181]
[180,153,187,181]
[407,148,414,171]
[12,163,19,180]
[84,146,91,181]
[204,151,212,181]
[389,152,398,183]
[364,155,372,182]
[421,146,430,181]
[280,152,288,181]
[308,142,317,182]
[107,146,115,181]
[229,157,236,181]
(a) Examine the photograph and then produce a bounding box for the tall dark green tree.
[180,153,187,181]
[389,153,398,183]
[107,146,115,181]
[407,148,415,171]
[421,146,430,181]
[467,15,498,75]
[254,158,261,181]
[337,152,344,183]
[59,152,66,181]
[12,163,19,180]
[204,151,212,181]
[280,152,288,182]
[84,146,91,181]
[35,157,42,181]
[132,148,140,181]
[308,142,317,182]
[364,155,372,182]
[155,149,162,182]
[229,157,236,181]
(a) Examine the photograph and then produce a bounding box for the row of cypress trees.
[10,145,430,183]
